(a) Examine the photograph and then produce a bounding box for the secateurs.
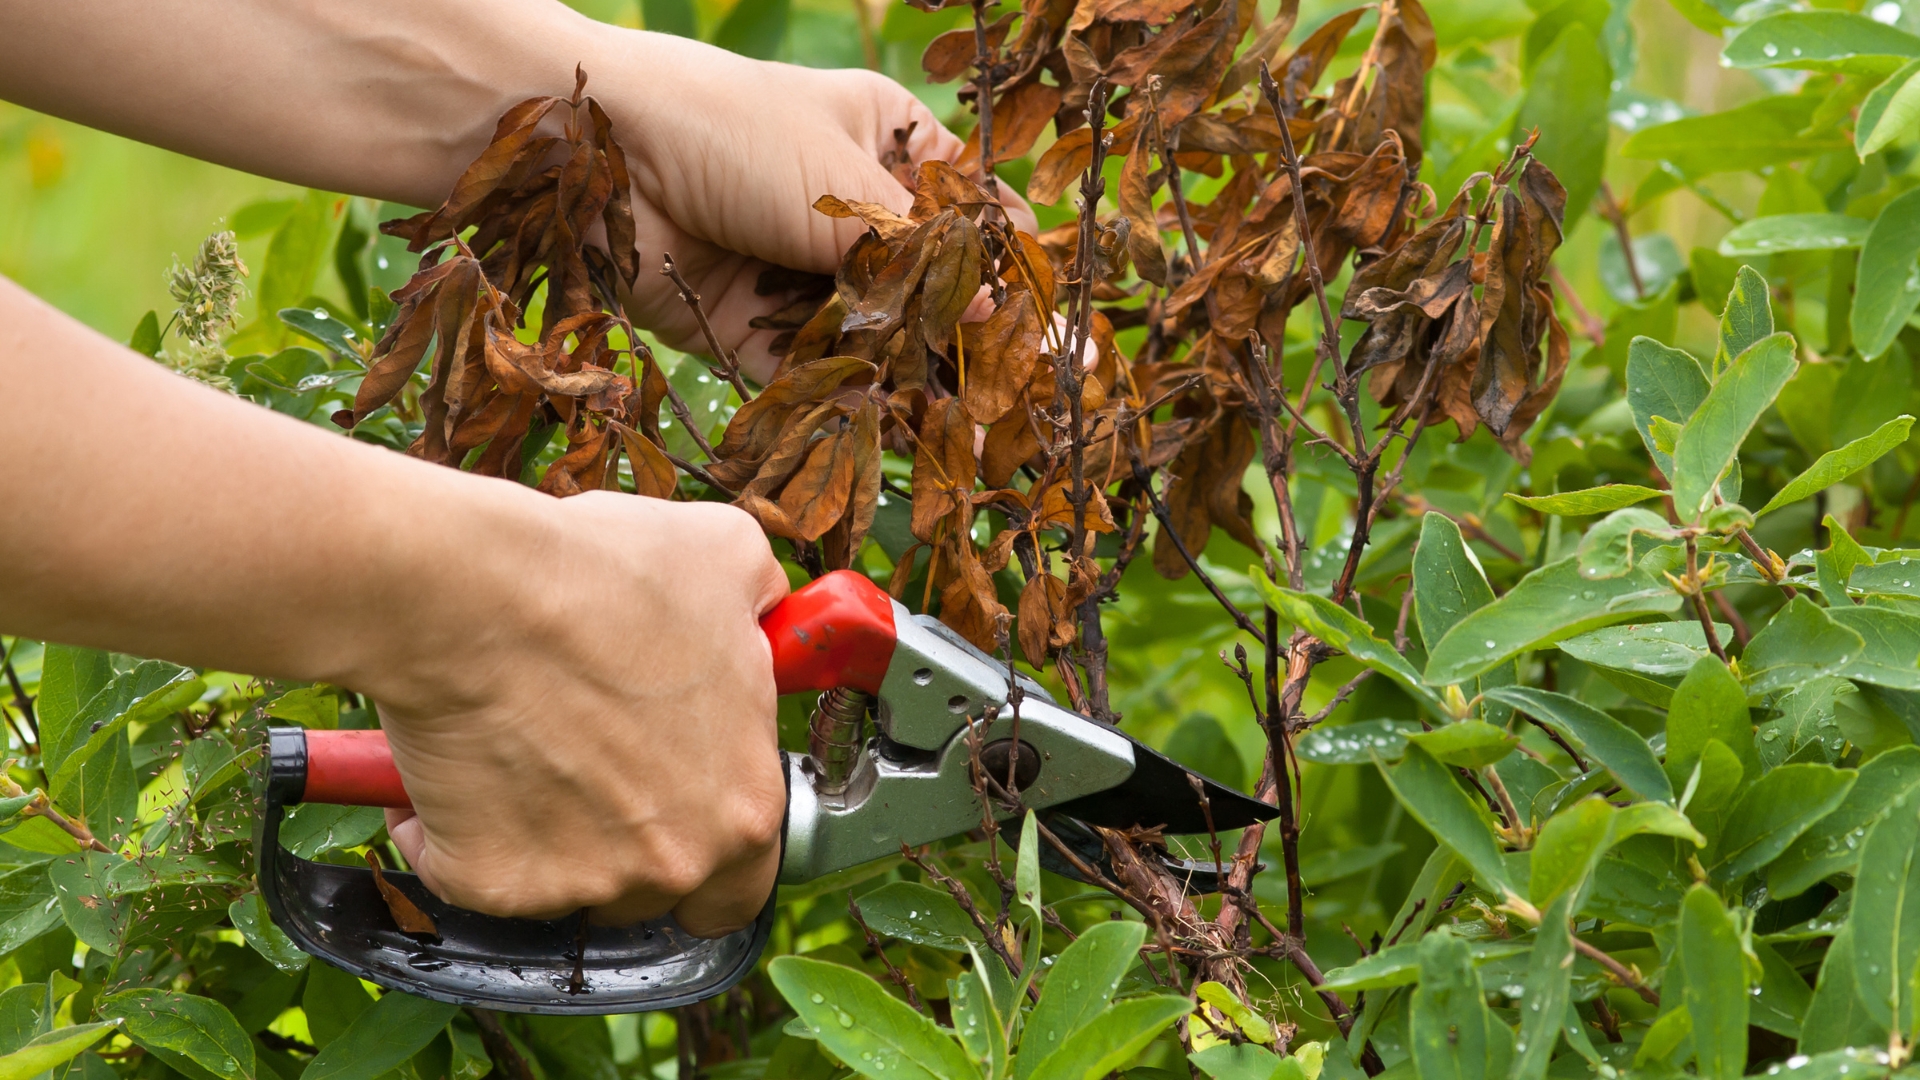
[256,570,1276,1013]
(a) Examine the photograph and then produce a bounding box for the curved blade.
[1051,731,1278,834]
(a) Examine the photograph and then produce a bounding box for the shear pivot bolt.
[979,739,1041,790]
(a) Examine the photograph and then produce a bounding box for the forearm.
[0,275,546,705]
[0,0,629,208]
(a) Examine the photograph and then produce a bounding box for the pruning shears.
[256,570,1275,1013]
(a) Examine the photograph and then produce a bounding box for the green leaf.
[1556,621,1720,678]
[1405,721,1518,768]
[1724,11,1920,71]
[1189,1043,1284,1080]
[1759,676,1855,768]
[1017,921,1146,1080]
[1015,810,1040,929]
[950,970,1006,1077]
[854,883,980,951]
[1853,187,1920,359]
[304,962,372,1047]
[1834,350,1913,447]
[1712,763,1855,880]
[1774,746,1920,898]
[277,804,385,859]
[1619,93,1847,177]
[227,894,307,974]
[48,852,126,954]
[1506,485,1664,515]
[1380,744,1514,897]
[0,864,59,958]
[1024,995,1192,1080]
[769,956,978,1080]
[1850,786,1920,1030]
[1671,332,1798,519]
[1802,922,1889,1053]
[642,0,699,35]
[34,647,112,777]
[1256,576,1446,715]
[1717,265,1776,375]
[1679,886,1748,1080]
[1818,516,1874,606]
[99,989,255,1080]
[129,311,163,357]
[1668,656,1757,782]
[1530,798,1703,905]
[1409,929,1512,1080]
[1511,893,1577,1080]
[1626,336,1711,475]
[1296,720,1424,764]
[1163,714,1246,793]
[1483,687,1673,802]
[1194,982,1275,1045]
[1319,940,1529,993]
[278,306,368,359]
[1424,557,1684,687]
[0,1022,118,1080]
[1414,513,1496,651]
[1574,507,1679,579]
[50,660,201,806]
[1828,605,1920,691]
[248,189,339,351]
[303,992,459,1080]
[711,0,789,58]
[1719,214,1873,257]
[1743,598,1866,698]
[1859,58,1920,157]
[1758,416,1915,516]
[1516,24,1611,224]
[231,198,298,238]
[1752,940,1814,1038]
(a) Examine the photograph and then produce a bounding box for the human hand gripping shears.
[256,570,1275,1012]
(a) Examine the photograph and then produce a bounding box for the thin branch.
[969,0,1000,202]
[1131,460,1266,644]
[660,254,753,402]
[468,1011,537,1080]
[1573,936,1660,1006]
[1684,538,1729,662]
[850,896,923,1010]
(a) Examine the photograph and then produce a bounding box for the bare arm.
[0,273,789,932]
[0,0,1027,377]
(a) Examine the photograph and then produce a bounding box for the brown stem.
[1710,590,1752,649]
[468,1011,537,1080]
[850,0,879,69]
[1130,460,1265,644]
[1519,712,1588,772]
[849,895,923,1010]
[660,254,753,402]
[969,0,1000,201]
[1685,539,1729,661]
[1548,265,1605,347]
[1598,182,1645,301]
[1732,526,1798,600]
[1573,936,1660,1006]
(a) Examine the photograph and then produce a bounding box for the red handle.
[292,570,897,807]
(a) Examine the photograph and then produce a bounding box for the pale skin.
[0,0,1030,933]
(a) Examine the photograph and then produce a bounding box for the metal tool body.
[258,571,1275,1012]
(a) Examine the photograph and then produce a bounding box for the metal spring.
[808,687,872,796]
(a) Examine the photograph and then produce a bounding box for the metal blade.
[1011,812,1260,894]
[1050,731,1278,834]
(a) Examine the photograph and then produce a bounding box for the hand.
[376,493,791,934]
[593,36,1037,381]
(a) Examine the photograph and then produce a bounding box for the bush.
[13,0,1920,1076]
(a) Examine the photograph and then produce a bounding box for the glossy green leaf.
[1296,720,1424,764]
[1679,886,1748,1080]
[1024,995,1191,1080]
[1194,982,1274,1045]
[50,660,200,803]
[1425,557,1683,686]
[1850,786,1920,1030]
[1853,187,1920,359]
[1713,763,1855,880]
[1555,621,1720,677]
[1719,214,1872,257]
[1406,721,1518,768]
[950,969,1006,1076]
[1801,923,1890,1053]
[1827,605,1920,691]
[0,1021,118,1080]
[1758,416,1915,516]
[1530,797,1703,906]
[1414,513,1496,650]
[1381,744,1513,897]
[1506,485,1664,515]
[1620,94,1846,177]
[48,852,126,954]
[1573,507,1679,578]
[277,803,385,860]
[1752,940,1815,1038]
[1484,687,1673,801]
[303,991,458,1080]
[1511,893,1577,1080]
[227,894,307,973]
[1409,929,1512,1080]
[34,647,111,779]
[855,883,979,951]
[1717,265,1776,375]
[1671,332,1797,519]
[1744,598,1866,698]
[1163,714,1246,793]
[1667,655,1756,781]
[99,989,255,1080]
[1859,58,1920,157]
[1626,336,1710,474]
[1725,12,1920,71]
[1189,1043,1284,1080]
[1016,921,1146,1078]
[1774,746,1920,898]
[1257,576,1445,714]
[1319,939,1528,993]
[769,956,977,1080]
[245,189,339,352]
[129,311,162,357]
[0,865,61,957]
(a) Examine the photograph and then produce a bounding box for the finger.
[384,809,445,898]
[668,831,780,937]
